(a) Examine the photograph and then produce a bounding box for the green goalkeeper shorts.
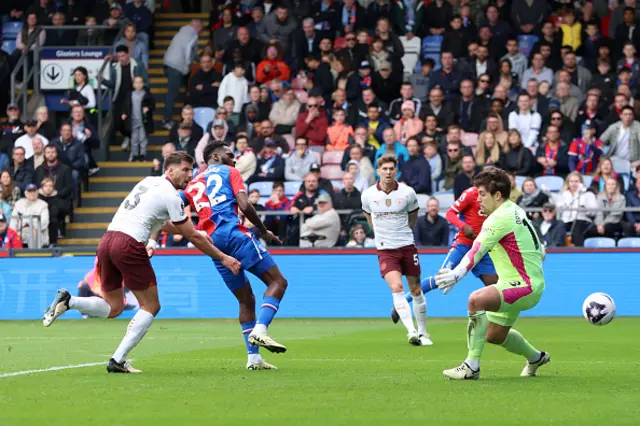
[486,279,545,327]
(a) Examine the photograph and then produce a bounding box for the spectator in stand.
[15,120,49,160]
[476,131,501,168]
[371,61,400,106]
[443,142,463,191]
[0,151,8,173]
[502,37,527,83]
[481,113,508,149]
[29,0,56,24]
[408,58,434,104]
[218,64,249,114]
[537,125,570,177]
[508,93,542,150]
[624,176,640,236]
[263,182,290,241]
[334,171,362,210]
[247,5,265,40]
[15,13,45,73]
[289,172,323,244]
[501,130,535,177]
[9,147,33,194]
[269,88,301,134]
[585,177,626,239]
[121,76,155,162]
[100,45,148,150]
[54,122,86,186]
[614,7,640,52]
[453,154,477,199]
[375,128,409,178]
[225,26,263,66]
[293,18,321,70]
[195,120,233,166]
[421,87,454,131]
[1,170,22,211]
[170,123,193,157]
[517,177,550,221]
[510,0,549,34]
[163,19,204,130]
[295,99,329,148]
[424,0,452,36]
[69,106,100,175]
[346,224,375,248]
[31,138,45,171]
[442,14,472,60]
[257,43,291,85]
[212,7,237,52]
[38,177,66,245]
[299,193,340,247]
[558,172,597,246]
[521,52,554,90]
[604,93,628,129]
[590,157,625,195]
[247,139,285,184]
[393,101,423,145]
[389,83,422,125]
[0,213,22,249]
[593,59,617,107]
[568,123,604,174]
[400,137,431,195]
[44,13,76,47]
[554,82,580,123]
[240,86,270,128]
[103,4,128,46]
[428,51,463,103]
[151,142,176,177]
[369,37,390,73]
[575,94,605,137]
[423,140,442,184]
[34,145,74,213]
[344,161,368,193]
[468,44,497,82]
[234,136,257,182]
[560,8,582,51]
[77,15,105,47]
[34,107,56,142]
[360,102,390,149]
[525,79,549,120]
[535,203,566,247]
[169,105,204,144]
[452,79,487,134]
[10,183,49,248]
[285,136,315,181]
[343,142,376,186]
[0,105,25,155]
[413,197,448,247]
[123,0,153,44]
[251,120,289,155]
[326,109,354,153]
[600,106,640,170]
[617,42,640,87]
[258,5,297,56]
[115,23,150,70]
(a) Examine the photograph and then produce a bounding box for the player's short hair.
[473,167,511,200]
[377,154,398,169]
[164,151,194,171]
[203,141,230,164]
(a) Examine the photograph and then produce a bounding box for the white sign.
[40,48,110,91]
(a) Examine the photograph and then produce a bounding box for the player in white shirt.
[361,154,431,346]
[42,152,241,374]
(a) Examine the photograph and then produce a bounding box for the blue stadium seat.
[584,237,616,248]
[331,180,344,191]
[284,181,301,197]
[1,40,16,55]
[248,181,273,197]
[517,35,539,57]
[434,192,455,210]
[534,176,564,192]
[622,174,630,191]
[2,22,23,39]
[581,174,593,188]
[416,193,429,210]
[515,175,527,190]
[193,107,215,131]
[422,36,443,56]
[617,237,640,248]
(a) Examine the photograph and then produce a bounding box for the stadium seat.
[434,192,455,210]
[2,22,23,39]
[622,174,630,191]
[617,237,640,248]
[584,237,616,248]
[1,40,16,55]
[331,180,344,190]
[515,175,527,190]
[322,151,343,165]
[284,181,301,196]
[249,181,273,196]
[282,133,295,152]
[258,196,269,206]
[309,146,326,154]
[193,107,215,131]
[461,132,478,148]
[400,36,421,78]
[333,37,346,51]
[422,36,443,57]
[320,165,344,180]
[581,175,593,188]
[416,193,429,209]
[517,35,539,57]
[534,176,564,192]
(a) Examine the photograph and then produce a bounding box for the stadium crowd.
[2,0,640,249]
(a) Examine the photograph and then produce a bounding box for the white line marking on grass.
[0,361,105,378]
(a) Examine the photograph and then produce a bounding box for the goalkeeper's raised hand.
[435,268,463,295]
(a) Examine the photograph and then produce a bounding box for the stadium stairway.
[59,12,210,246]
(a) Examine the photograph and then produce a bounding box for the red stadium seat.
[320,165,344,180]
[283,134,295,151]
[334,37,346,51]
[461,132,478,148]
[321,151,343,165]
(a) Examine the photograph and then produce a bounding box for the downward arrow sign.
[46,67,60,81]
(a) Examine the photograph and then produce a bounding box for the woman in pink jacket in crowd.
[393,101,423,145]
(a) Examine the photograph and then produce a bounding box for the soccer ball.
[582,293,616,326]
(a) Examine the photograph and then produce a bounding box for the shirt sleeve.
[451,188,472,214]
[568,141,578,156]
[167,193,188,224]
[229,167,246,195]
[406,187,419,213]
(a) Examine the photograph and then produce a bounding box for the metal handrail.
[10,214,43,249]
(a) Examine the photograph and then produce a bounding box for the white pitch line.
[0,361,105,378]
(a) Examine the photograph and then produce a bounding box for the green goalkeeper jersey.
[475,200,545,287]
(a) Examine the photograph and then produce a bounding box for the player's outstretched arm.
[173,219,242,275]
[236,191,282,244]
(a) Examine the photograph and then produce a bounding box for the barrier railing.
[7,214,43,249]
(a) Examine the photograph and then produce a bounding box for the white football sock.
[248,354,262,363]
[252,323,267,334]
[464,359,480,371]
[112,309,154,363]
[69,296,110,318]
[412,293,427,336]
[392,292,416,334]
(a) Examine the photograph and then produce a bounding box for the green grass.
[0,318,639,425]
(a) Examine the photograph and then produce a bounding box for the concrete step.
[89,177,140,192]
[156,30,210,38]
[68,222,109,230]
[92,166,150,177]
[80,191,128,207]
[74,207,117,223]
[154,39,208,48]
[156,13,209,20]
[66,228,108,239]
[58,237,101,246]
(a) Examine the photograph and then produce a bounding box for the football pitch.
[1,318,638,425]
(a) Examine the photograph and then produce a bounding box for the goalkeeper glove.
[435,267,465,295]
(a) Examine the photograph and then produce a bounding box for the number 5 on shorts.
[413,254,419,266]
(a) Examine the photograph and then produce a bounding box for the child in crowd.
[121,76,155,161]
[327,108,354,152]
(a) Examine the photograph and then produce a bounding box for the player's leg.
[479,274,499,286]
[386,270,418,343]
[249,263,288,353]
[406,275,431,346]
[231,283,277,370]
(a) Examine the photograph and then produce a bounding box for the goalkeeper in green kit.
[435,167,550,380]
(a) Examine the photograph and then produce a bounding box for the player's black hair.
[164,151,194,171]
[473,167,511,200]
[203,140,228,164]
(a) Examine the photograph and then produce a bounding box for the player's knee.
[467,292,482,312]
[108,304,124,318]
[485,331,506,345]
[276,276,288,292]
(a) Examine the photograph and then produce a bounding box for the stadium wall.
[0,251,638,320]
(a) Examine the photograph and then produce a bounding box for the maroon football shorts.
[376,245,421,278]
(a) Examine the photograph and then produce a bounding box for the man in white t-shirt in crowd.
[361,154,431,346]
[14,120,49,159]
[43,151,241,374]
[508,93,541,149]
